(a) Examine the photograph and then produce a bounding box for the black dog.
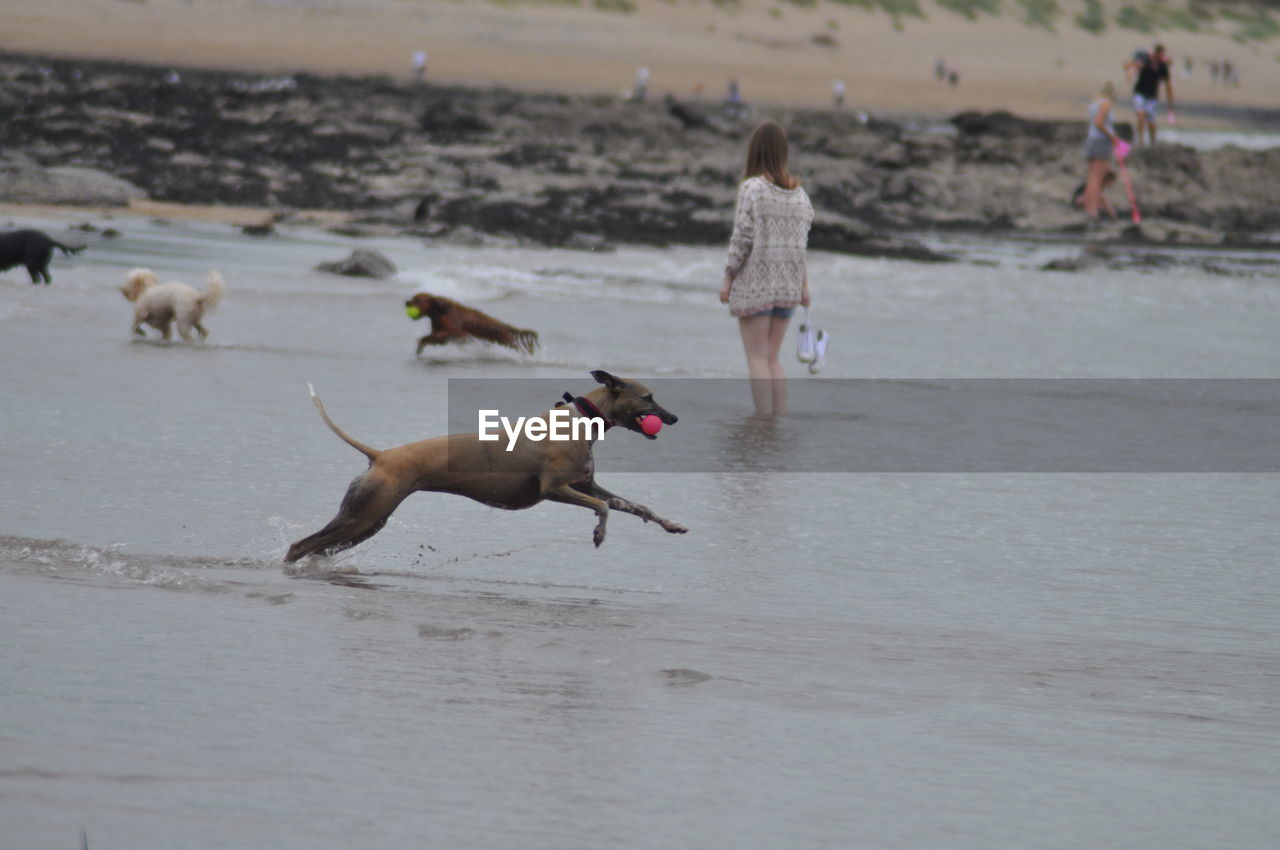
[0,229,85,284]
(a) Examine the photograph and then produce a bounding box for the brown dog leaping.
[405,292,539,356]
[285,370,686,562]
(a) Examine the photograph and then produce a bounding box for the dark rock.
[4,54,1277,257]
[314,249,397,279]
[665,96,710,131]
[809,220,956,262]
[413,196,432,223]
[494,144,572,172]
[1041,257,1089,272]
[419,96,492,141]
[950,110,1078,143]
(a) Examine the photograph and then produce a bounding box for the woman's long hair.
[743,121,798,189]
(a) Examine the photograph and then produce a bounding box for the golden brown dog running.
[405,292,539,356]
[285,370,685,561]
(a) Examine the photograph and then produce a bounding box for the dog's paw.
[662,522,688,534]
[593,525,606,547]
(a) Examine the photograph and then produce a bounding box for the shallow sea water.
[2,212,1278,849]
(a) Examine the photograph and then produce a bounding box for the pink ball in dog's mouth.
[640,415,663,436]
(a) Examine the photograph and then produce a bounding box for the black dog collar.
[562,391,615,431]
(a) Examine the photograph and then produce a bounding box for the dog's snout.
[664,412,678,425]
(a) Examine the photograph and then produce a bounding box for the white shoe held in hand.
[808,329,828,375]
[796,307,817,363]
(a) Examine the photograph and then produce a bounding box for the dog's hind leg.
[544,484,611,547]
[193,320,209,341]
[572,481,687,535]
[285,472,408,562]
[25,246,53,284]
[176,320,196,343]
[285,515,389,562]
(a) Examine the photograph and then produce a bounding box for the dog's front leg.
[415,332,451,355]
[574,481,687,535]
[544,484,611,547]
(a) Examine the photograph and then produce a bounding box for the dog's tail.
[307,383,381,461]
[199,271,226,313]
[52,239,85,257]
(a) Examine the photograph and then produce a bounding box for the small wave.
[397,266,535,303]
[0,534,271,592]
[411,341,540,367]
[394,262,711,308]
[529,267,710,306]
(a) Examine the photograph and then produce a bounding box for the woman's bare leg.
[739,314,777,416]
[767,315,791,414]
[1082,158,1109,218]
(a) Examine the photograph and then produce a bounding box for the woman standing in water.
[720,121,814,417]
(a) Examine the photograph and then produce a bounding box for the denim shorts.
[751,306,795,319]
[1133,93,1159,118]
[1083,135,1113,161]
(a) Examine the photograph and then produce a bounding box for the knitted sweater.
[724,176,814,317]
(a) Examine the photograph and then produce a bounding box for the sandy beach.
[5,0,1280,121]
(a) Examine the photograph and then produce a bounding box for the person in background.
[724,78,744,117]
[1081,81,1122,221]
[721,122,814,417]
[632,66,650,103]
[832,78,845,108]
[1124,45,1174,144]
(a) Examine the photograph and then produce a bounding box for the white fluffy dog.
[120,268,225,342]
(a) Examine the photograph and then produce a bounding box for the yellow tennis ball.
[405,305,421,319]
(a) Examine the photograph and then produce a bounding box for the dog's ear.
[591,370,623,389]
[121,271,143,300]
